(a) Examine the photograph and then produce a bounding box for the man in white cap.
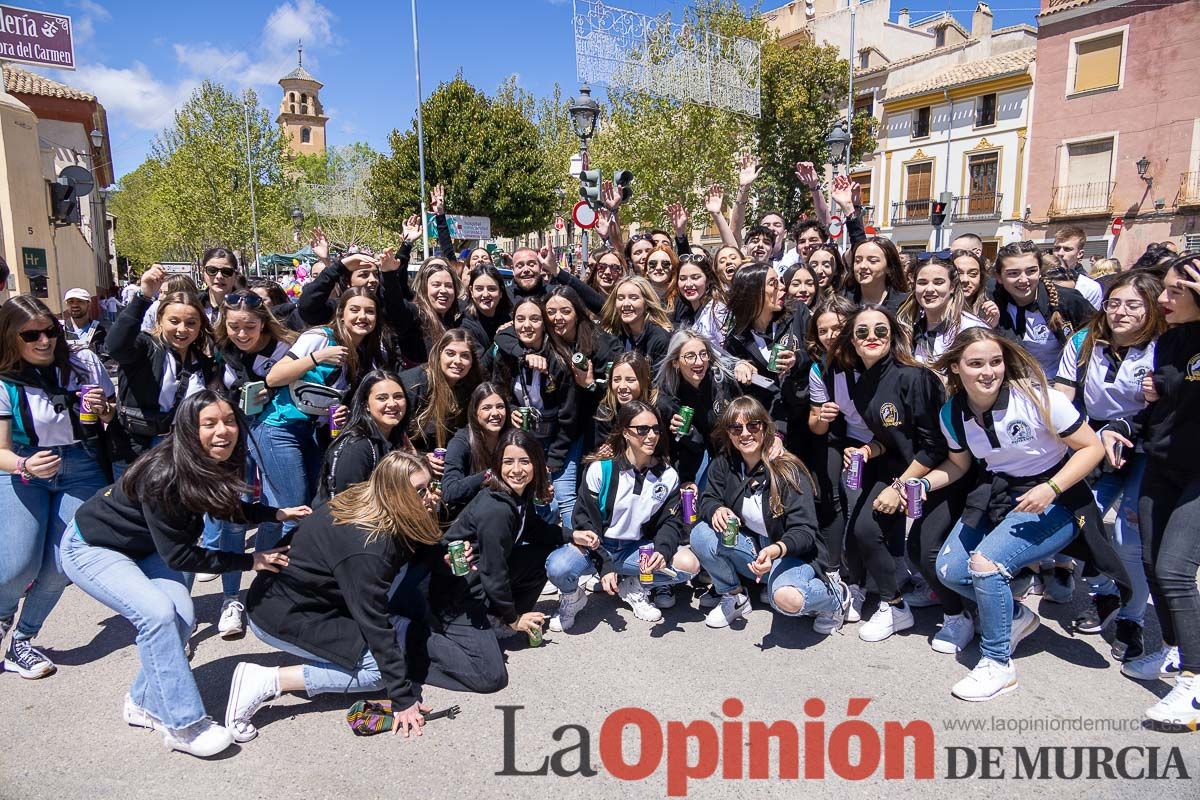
[62,287,107,357]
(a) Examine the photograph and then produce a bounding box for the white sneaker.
[540,580,559,596]
[580,574,600,593]
[1145,674,1200,727]
[194,573,219,583]
[813,576,852,635]
[952,658,1018,702]
[619,577,663,622]
[697,586,722,609]
[224,662,280,743]
[549,587,588,632]
[845,584,866,623]
[932,611,975,654]
[1009,605,1040,655]
[705,592,750,629]
[124,694,162,731]
[1122,646,1183,682]
[162,717,234,758]
[858,601,914,642]
[217,599,246,639]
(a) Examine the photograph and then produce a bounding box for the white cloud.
[69,62,196,129]
[263,0,335,54]
[67,0,111,46]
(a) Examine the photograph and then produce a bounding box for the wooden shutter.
[1074,34,1122,93]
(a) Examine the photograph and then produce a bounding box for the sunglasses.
[646,260,672,271]
[626,424,662,437]
[915,249,952,261]
[223,292,264,309]
[204,265,237,278]
[18,326,59,343]
[628,234,654,245]
[854,324,891,341]
[727,420,765,436]
[678,254,708,264]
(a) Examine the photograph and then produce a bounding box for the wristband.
[1047,479,1063,496]
[311,353,319,368]
[919,477,932,494]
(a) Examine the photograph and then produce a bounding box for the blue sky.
[31,0,1041,182]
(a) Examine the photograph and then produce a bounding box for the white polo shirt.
[0,350,114,447]
[940,386,1083,477]
[808,363,872,444]
[585,459,679,541]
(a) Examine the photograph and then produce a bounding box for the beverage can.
[768,342,784,372]
[722,515,739,547]
[845,451,865,491]
[519,407,534,431]
[638,543,655,584]
[429,479,442,494]
[675,405,694,440]
[433,448,447,460]
[78,384,99,425]
[905,479,924,519]
[571,352,588,370]
[328,404,343,437]
[527,624,543,647]
[681,487,697,525]
[448,540,470,577]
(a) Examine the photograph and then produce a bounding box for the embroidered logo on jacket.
[1187,353,1200,381]
[880,402,901,427]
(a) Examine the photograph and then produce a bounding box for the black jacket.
[107,293,215,459]
[657,372,744,483]
[723,305,812,438]
[246,504,439,710]
[508,269,606,315]
[317,419,410,502]
[440,427,489,515]
[697,453,825,570]
[74,482,276,573]
[619,322,672,372]
[993,282,1094,344]
[844,354,947,475]
[399,364,475,452]
[433,487,569,623]
[490,328,578,471]
[843,287,909,316]
[1143,320,1200,472]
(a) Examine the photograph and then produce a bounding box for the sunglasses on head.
[629,234,653,244]
[853,324,891,341]
[727,420,765,436]
[204,265,237,278]
[915,249,952,262]
[626,423,662,437]
[223,291,264,309]
[18,326,59,343]
[678,253,708,264]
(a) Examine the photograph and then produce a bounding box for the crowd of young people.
[2,171,1199,758]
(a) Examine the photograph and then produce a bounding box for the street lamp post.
[568,84,600,270]
[825,120,851,253]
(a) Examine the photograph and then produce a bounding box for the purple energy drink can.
[78,384,100,424]
[328,404,343,437]
[638,544,656,583]
[905,479,924,519]
[845,451,864,491]
[433,448,447,460]
[681,487,697,525]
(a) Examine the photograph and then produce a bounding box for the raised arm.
[703,184,740,250]
[730,153,762,246]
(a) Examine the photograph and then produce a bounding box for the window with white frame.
[1070,31,1124,95]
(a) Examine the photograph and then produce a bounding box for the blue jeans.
[199,455,259,597]
[253,419,319,546]
[60,524,203,730]
[111,435,166,482]
[768,557,840,617]
[248,619,382,696]
[936,505,1077,663]
[689,521,761,594]
[1092,454,1149,624]
[545,437,584,528]
[545,538,695,592]
[0,443,107,639]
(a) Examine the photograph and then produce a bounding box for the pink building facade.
[1024,0,1200,261]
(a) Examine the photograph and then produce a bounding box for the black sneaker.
[651,585,676,609]
[4,637,56,679]
[1111,619,1145,662]
[1073,593,1121,634]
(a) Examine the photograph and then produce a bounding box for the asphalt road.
[2,572,1198,800]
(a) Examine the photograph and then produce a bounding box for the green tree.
[295,142,384,251]
[110,81,297,270]
[367,76,557,239]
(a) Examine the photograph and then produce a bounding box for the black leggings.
[905,485,967,616]
[811,437,849,574]
[1139,466,1200,673]
[845,465,905,602]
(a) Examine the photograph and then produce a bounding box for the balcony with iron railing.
[1177,171,1200,209]
[1048,181,1115,218]
[952,192,1003,221]
[891,198,932,225]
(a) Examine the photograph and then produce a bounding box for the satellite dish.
[58,164,94,197]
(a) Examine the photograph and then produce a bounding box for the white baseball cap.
[64,288,92,302]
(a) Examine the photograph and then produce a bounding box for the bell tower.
[277,41,327,157]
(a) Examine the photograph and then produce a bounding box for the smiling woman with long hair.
[316,369,414,502]
[897,257,988,366]
[232,450,446,744]
[401,328,483,453]
[841,237,909,313]
[61,391,305,758]
[0,296,115,679]
[600,275,673,370]
[441,382,511,516]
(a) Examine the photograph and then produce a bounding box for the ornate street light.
[825,119,851,176]
[567,84,600,143]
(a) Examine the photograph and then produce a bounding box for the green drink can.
[448,540,470,576]
[768,342,785,372]
[518,407,534,431]
[722,515,739,547]
[528,624,543,647]
[675,405,694,440]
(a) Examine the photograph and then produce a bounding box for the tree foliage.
[367,76,557,238]
[109,82,297,270]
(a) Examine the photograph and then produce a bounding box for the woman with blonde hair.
[231,450,451,743]
[601,275,673,370]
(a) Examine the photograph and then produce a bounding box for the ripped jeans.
[935,506,1077,664]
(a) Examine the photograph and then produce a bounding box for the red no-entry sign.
[1112,217,1124,236]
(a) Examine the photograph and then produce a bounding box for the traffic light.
[49,182,80,225]
[613,169,634,204]
[930,200,948,228]
[579,168,602,209]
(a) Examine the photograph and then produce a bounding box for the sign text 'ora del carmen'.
[0,5,74,70]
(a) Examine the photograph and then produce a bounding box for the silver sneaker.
[932,611,975,654]
[549,587,588,632]
[619,577,663,622]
